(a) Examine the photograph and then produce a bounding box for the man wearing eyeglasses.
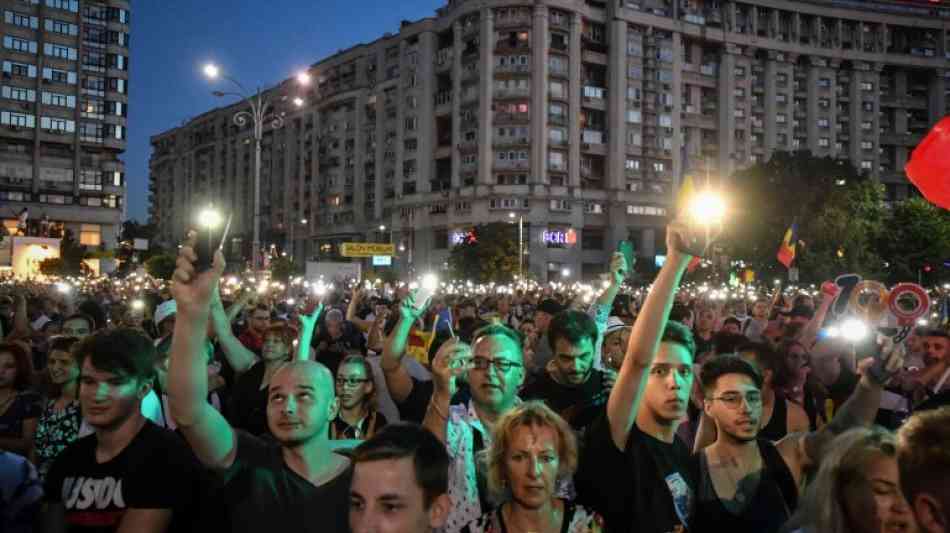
[422,323,525,533]
[691,345,904,533]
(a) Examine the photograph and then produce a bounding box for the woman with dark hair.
[779,339,828,430]
[0,342,40,456]
[330,354,388,440]
[31,336,81,479]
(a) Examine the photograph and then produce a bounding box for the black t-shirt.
[219,430,352,533]
[520,368,608,437]
[576,414,695,533]
[228,361,270,437]
[43,420,200,533]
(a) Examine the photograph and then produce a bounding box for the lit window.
[80,224,101,246]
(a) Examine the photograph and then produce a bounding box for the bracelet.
[428,399,448,421]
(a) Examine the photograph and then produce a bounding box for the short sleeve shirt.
[218,430,352,533]
[43,421,200,533]
[576,415,695,533]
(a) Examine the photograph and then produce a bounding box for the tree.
[144,253,177,280]
[447,222,520,283]
[724,150,881,282]
[878,197,950,284]
[270,256,303,282]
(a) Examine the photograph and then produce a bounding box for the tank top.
[692,439,798,533]
[759,397,788,442]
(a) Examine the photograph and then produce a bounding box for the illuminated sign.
[340,243,396,258]
[372,255,392,266]
[450,229,477,246]
[542,228,577,246]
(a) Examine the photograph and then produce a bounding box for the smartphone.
[196,213,232,272]
[415,275,439,310]
[617,240,635,277]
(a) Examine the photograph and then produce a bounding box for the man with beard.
[520,254,625,435]
[42,329,200,533]
[901,330,950,410]
[692,344,905,533]
[166,237,351,533]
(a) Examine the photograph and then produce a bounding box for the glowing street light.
[293,97,304,107]
[197,206,223,229]
[203,63,219,79]
[296,71,311,85]
[687,190,727,225]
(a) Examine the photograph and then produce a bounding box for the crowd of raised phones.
[0,221,948,533]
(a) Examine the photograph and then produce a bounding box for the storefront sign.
[542,229,577,246]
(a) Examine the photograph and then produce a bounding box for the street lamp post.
[508,212,524,280]
[204,63,307,270]
[288,218,308,261]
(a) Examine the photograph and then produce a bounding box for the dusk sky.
[126,0,444,222]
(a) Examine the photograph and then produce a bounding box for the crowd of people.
[0,220,948,533]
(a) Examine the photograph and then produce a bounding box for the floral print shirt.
[461,501,605,533]
[33,399,81,480]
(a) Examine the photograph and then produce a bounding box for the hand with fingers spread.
[398,289,429,323]
[170,231,225,320]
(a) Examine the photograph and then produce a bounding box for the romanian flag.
[675,173,702,272]
[776,223,798,269]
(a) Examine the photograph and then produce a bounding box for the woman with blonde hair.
[462,400,603,533]
[783,426,917,533]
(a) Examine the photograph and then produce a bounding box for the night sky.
[126,0,444,222]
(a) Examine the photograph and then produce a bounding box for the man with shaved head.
[167,237,351,533]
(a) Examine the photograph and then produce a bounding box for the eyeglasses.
[468,357,522,373]
[336,377,370,387]
[711,392,763,410]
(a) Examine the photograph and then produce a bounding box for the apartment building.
[149,0,949,281]
[0,0,129,250]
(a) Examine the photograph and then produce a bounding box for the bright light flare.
[131,299,144,311]
[687,191,727,225]
[292,97,304,107]
[840,318,869,342]
[197,207,223,229]
[421,273,439,292]
[296,71,311,85]
[203,63,220,79]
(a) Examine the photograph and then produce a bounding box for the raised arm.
[779,339,904,480]
[798,285,838,347]
[607,222,692,449]
[296,302,324,361]
[596,252,625,309]
[210,294,256,375]
[168,239,238,470]
[224,290,253,323]
[422,339,470,444]
[380,292,427,403]
[346,288,374,333]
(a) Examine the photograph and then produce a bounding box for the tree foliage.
[270,256,303,282]
[725,151,886,283]
[447,222,520,283]
[144,253,178,280]
[878,197,950,284]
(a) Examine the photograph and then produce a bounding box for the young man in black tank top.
[692,345,906,533]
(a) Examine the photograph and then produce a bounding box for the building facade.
[149,0,950,281]
[0,0,129,251]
